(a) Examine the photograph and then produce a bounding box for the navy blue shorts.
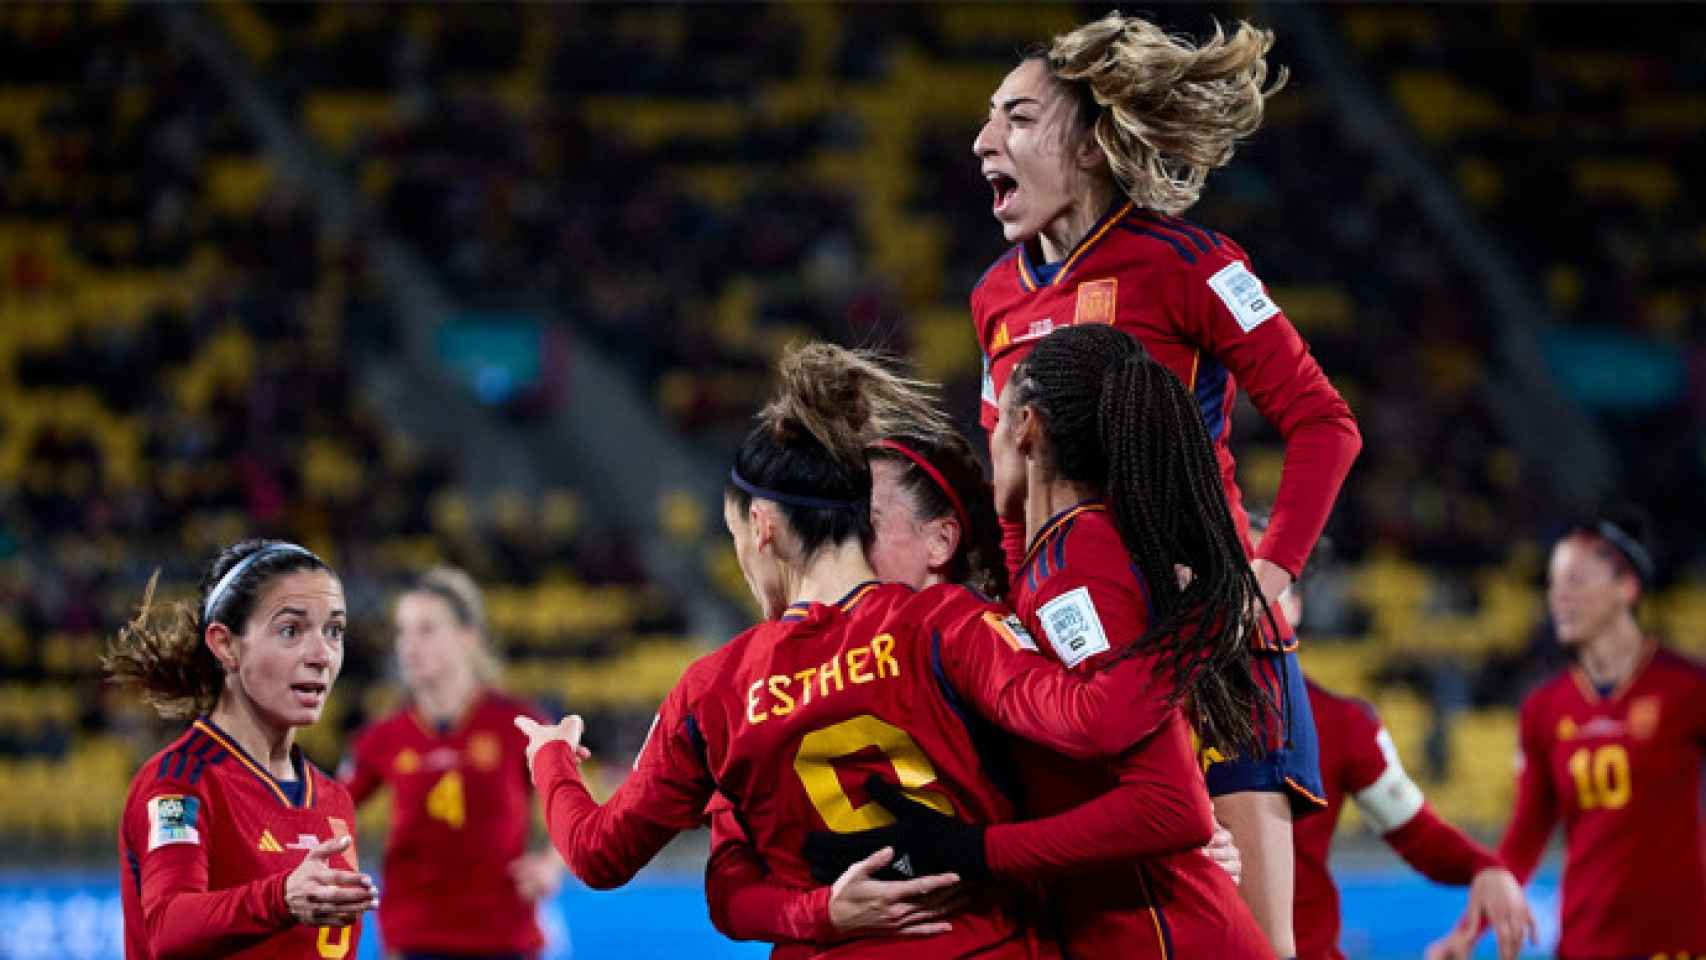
[1203,647,1326,816]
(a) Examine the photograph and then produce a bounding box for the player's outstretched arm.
[518,707,711,891]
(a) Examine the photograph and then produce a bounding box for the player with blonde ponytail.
[970,11,1363,956]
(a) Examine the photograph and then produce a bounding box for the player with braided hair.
[970,13,1361,952]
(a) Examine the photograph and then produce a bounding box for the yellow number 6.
[794,715,954,832]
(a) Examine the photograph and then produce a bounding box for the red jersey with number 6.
[120,717,363,960]
[341,691,546,956]
[1499,645,1706,959]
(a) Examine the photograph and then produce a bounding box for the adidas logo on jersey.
[892,853,915,878]
[257,830,284,853]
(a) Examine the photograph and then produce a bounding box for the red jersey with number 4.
[972,201,1359,602]
[1009,502,1270,959]
[342,691,546,956]
[1296,681,1500,960]
[1500,646,1706,959]
[534,580,1175,960]
[120,718,363,960]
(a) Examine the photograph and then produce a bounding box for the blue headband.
[728,468,860,512]
[1595,521,1654,585]
[203,543,318,621]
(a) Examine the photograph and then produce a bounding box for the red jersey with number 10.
[120,718,362,960]
[972,201,1360,606]
[342,691,545,956]
[1499,645,1706,959]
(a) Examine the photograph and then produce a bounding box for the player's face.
[974,59,1093,245]
[989,378,1029,522]
[1548,537,1634,646]
[229,570,346,729]
[725,495,788,620]
[394,591,473,693]
[868,459,944,590]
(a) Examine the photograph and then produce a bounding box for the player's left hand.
[804,776,988,884]
[1464,867,1535,960]
[1201,821,1240,885]
[514,714,591,770]
[509,849,566,901]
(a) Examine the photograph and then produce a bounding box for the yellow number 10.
[794,715,955,832]
[1568,744,1631,811]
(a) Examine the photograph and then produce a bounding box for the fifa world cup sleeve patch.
[983,611,1038,653]
[1037,587,1111,669]
[147,795,202,851]
[1207,261,1281,333]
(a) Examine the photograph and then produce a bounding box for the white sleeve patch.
[980,355,997,408]
[1037,586,1111,669]
[1207,261,1281,333]
[1351,729,1425,834]
[146,795,202,851]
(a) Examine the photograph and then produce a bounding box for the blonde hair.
[758,342,952,467]
[1046,13,1286,215]
[405,565,500,685]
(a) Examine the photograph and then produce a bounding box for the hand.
[803,776,987,885]
[1250,558,1294,607]
[1201,822,1240,885]
[284,836,377,928]
[1464,867,1535,960]
[508,849,565,901]
[827,846,965,939]
[1423,927,1475,960]
[514,714,591,770]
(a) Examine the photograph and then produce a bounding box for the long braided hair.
[1011,324,1270,757]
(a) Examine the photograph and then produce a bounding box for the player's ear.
[1016,403,1044,460]
[924,517,960,573]
[205,622,239,673]
[749,500,776,554]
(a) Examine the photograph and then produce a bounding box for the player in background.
[518,343,1249,958]
[340,566,562,960]
[106,539,377,960]
[1238,512,1532,960]
[969,15,1362,954]
[1429,513,1706,960]
[703,423,1244,950]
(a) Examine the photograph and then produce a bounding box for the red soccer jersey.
[1009,502,1270,959]
[534,579,1174,960]
[120,718,363,960]
[1499,645,1706,959]
[1295,681,1499,960]
[971,201,1360,591]
[341,690,546,956]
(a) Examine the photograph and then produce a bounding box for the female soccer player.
[968,14,1363,952]
[518,342,1249,958]
[108,539,377,960]
[1430,515,1706,959]
[1240,514,1532,960]
[340,566,561,960]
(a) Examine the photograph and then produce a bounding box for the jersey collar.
[1017,200,1134,292]
[193,716,314,809]
[1021,501,1107,574]
[1569,640,1658,704]
[780,580,883,622]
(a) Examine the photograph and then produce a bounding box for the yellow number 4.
[794,715,955,832]
[1568,744,1631,811]
[426,770,466,829]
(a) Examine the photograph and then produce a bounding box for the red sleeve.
[985,712,1212,875]
[935,601,1172,760]
[1337,697,1390,795]
[533,682,716,889]
[130,781,296,958]
[338,729,383,807]
[1382,803,1502,885]
[1185,240,1361,578]
[704,802,836,944]
[1495,697,1558,884]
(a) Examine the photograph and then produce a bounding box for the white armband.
[1350,729,1425,834]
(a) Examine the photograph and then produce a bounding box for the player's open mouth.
[987,172,1018,214]
[291,682,327,706]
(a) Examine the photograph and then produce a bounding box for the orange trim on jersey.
[781,581,882,622]
[192,719,313,808]
[1133,868,1172,959]
[1021,502,1107,573]
[1285,775,1329,809]
[1016,255,1038,293]
[838,581,881,613]
[1187,350,1200,390]
[1570,641,1657,704]
[1057,201,1134,284]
